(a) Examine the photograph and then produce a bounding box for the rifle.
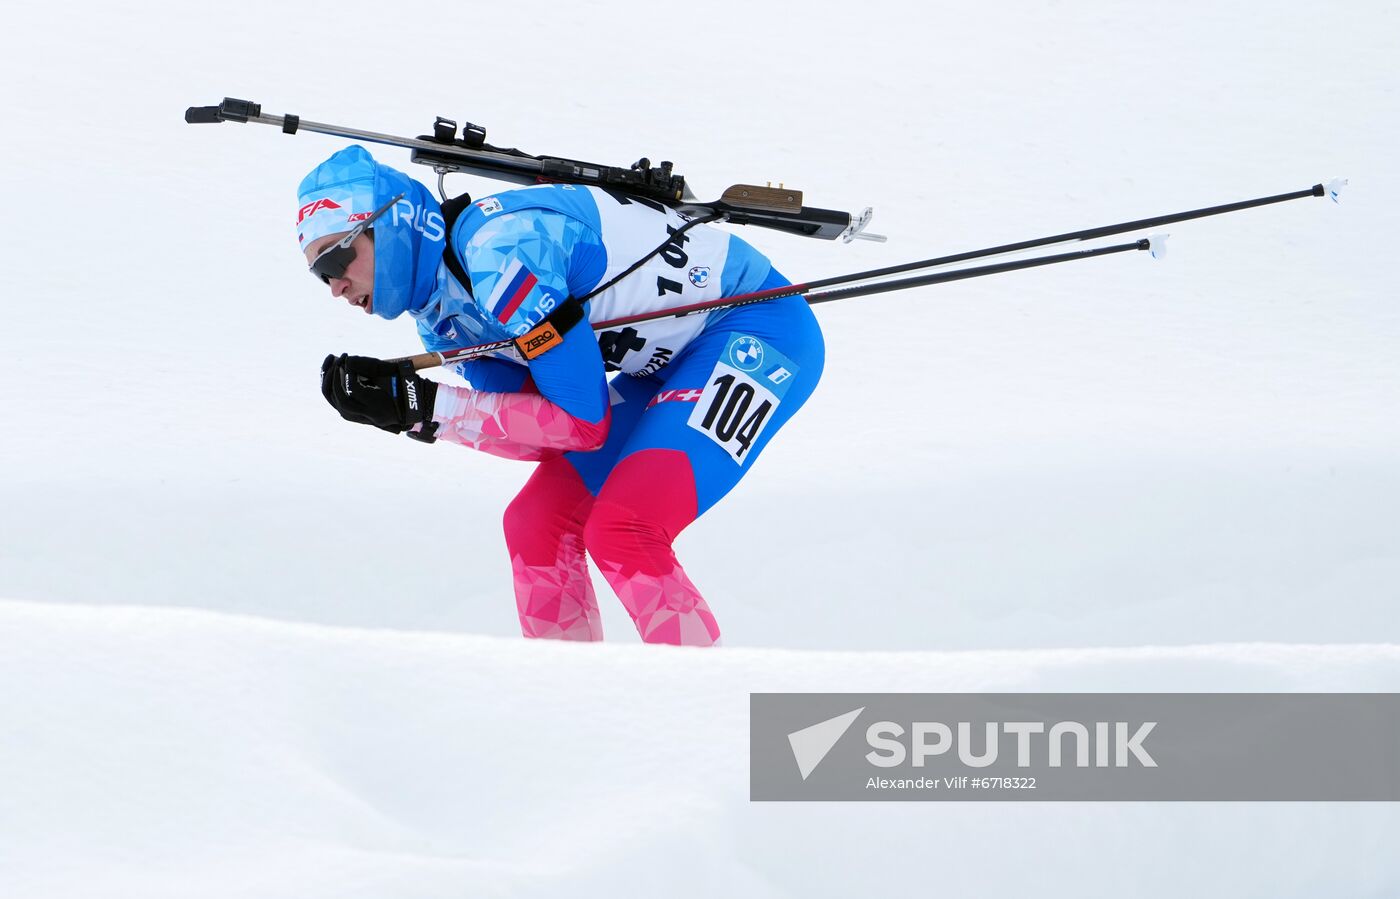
[184,97,886,243]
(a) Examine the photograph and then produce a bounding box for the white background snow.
[1,0,1397,895]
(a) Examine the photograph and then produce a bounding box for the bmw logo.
[729,336,765,371]
[688,266,711,287]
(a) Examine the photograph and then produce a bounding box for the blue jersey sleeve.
[457,356,531,392]
[461,211,609,423]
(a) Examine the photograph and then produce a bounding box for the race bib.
[687,334,799,463]
[587,188,733,376]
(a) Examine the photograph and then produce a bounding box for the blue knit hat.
[296,145,446,320]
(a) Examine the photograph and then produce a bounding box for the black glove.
[319,353,438,436]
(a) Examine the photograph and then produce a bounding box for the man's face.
[304,230,376,315]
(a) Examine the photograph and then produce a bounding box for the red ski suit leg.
[501,449,717,646]
[583,449,720,647]
[502,456,604,641]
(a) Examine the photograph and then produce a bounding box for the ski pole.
[592,238,1157,331]
[591,179,1341,326]
[395,178,1344,370]
[805,238,1154,305]
[804,181,1340,291]
[396,237,1159,370]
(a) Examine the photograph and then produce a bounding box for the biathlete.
[301,145,823,646]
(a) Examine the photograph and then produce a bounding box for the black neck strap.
[438,192,476,298]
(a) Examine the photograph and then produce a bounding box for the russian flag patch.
[487,259,539,324]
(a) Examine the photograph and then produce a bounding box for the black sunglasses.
[307,192,405,284]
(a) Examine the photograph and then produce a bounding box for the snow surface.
[4,600,1399,898]
[1,0,1398,894]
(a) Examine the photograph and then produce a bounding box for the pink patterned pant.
[429,383,721,646]
[503,449,720,647]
